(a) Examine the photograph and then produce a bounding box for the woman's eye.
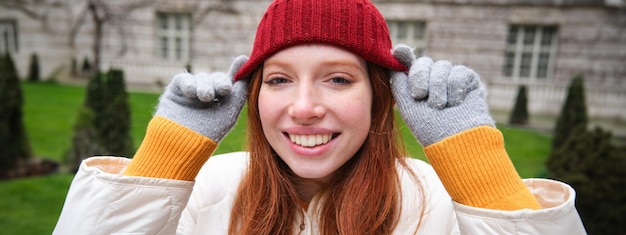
[330,76,351,84]
[264,77,290,85]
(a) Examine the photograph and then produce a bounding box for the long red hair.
[229,63,420,234]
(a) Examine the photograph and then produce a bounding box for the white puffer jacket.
[53,152,586,235]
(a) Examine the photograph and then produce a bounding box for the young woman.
[54,0,586,234]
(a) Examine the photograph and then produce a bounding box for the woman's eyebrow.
[263,60,292,70]
[319,60,366,72]
[263,59,366,73]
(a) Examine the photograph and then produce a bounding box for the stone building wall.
[375,1,626,86]
[374,0,625,120]
[95,1,272,86]
[0,0,272,87]
[1,0,624,119]
[0,3,76,81]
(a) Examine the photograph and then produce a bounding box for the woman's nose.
[288,84,325,123]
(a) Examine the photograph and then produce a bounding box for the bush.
[547,127,626,234]
[98,69,133,157]
[85,71,105,114]
[68,69,134,170]
[27,53,40,82]
[508,85,528,125]
[68,71,106,170]
[68,68,133,170]
[66,106,104,172]
[81,57,92,75]
[547,74,625,234]
[0,53,32,176]
[552,74,587,149]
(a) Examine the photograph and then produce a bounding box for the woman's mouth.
[287,133,337,147]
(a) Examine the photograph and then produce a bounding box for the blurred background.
[1,0,624,234]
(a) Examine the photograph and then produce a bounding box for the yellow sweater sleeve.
[424,126,541,210]
[123,116,218,181]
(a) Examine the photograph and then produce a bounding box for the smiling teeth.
[289,134,332,147]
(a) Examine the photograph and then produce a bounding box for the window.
[503,25,557,81]
[157,13,191,61]
[0,20,18,54]
[387,21,426,56]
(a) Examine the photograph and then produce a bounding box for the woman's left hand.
[389,45,495,147]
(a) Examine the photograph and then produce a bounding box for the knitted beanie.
[233,0,407,81]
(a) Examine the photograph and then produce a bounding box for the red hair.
[229,63,422,234]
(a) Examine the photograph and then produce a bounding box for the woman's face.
[258,44,372,184]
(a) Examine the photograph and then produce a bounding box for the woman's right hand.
[155,55,249,143]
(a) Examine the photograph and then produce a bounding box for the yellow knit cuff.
[123,116,218,181]
[424,126,541,210]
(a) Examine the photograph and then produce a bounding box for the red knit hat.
[233,0,407,81]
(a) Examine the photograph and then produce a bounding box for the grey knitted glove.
[155,55,248,143]
[390,45,495,146]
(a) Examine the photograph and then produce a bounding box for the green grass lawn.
[0,81,552,234]
[21,82,159,161]
[0,174,74,235]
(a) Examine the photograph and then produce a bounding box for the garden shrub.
[552,74,587,149]
[98,69,133,157]
[27,53,40,82]
[68,68,133,170]
[0,53,32,177]
[81,57,92,75]
[547,127,626,234]
[508,85,528,125]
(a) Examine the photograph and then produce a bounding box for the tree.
[0,0,65,31]
[27,53,40,82]
[85,69,105,113]
[0,53,32,176]
[508,85,528,125]
[552,74,588,149]
[68,68,133,170]
[81,57,92,75]
[546,73,625,233]
[67,71,105,171]
[67,106,104,172]
[547,126,626,234]
[97,69,133,157]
